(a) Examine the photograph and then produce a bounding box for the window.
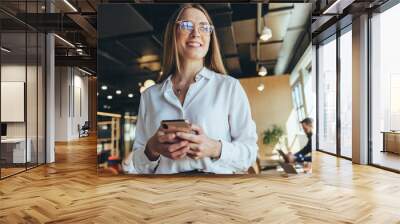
[292,79,306,124]
[317,36,337,154]
[340,28,352,158]
[370,3,400,171]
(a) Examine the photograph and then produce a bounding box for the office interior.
[0,0,399,223]
[0,0,97,179]
[1,0,399,176]
[314,0,400,172]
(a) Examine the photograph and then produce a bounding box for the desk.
[381,131,400,154]
[1,138,31,163]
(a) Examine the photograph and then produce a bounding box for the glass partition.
[0,1,46,179]
[1,31,28,177]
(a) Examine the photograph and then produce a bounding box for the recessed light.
[101,85,108,90]
[63,0,78,12]
[257,83,265,92]
[116,90,122,95]
[1,47,11,53]
[78,67,91,76]
[258,66,267,76]
[128,93,134,98]
[54,34,75,48]
[107,95,113,100]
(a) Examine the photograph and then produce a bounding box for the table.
[381,131,400,154]
[1,138,32,163]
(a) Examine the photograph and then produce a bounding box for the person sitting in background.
[288,118,313,163]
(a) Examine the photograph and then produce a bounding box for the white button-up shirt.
[132,67,258,174]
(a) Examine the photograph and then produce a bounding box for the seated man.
[288,118,313,163]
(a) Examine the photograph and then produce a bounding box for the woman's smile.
[186,41,202,48]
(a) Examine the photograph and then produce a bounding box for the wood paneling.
[0,136,400,223]
[239,75,299,159]
[88,77,97,132]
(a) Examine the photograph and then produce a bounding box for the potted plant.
[263,125,284,146]
[262,125,284,157]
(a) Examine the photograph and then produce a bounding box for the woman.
[131,4,258,174]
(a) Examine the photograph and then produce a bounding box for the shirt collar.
[161,66,213,89]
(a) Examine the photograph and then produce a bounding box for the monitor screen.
[1,123,7,137]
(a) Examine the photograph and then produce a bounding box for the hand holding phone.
[144,119,195,161]
[161,119,196,134]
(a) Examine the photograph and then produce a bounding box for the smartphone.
[161,119,195,134]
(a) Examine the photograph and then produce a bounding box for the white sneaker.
[121,159,137,174]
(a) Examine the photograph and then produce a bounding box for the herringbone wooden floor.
[1,136,400,224]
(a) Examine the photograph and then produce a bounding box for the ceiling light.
[257,83,265,92]
[258,66,267,76]
[63,0,78,12]
[260,26,272,41]
[322,0,348,15]
[54,34,75,48]
[101,85,108,90]
[128,93,134,98]
[77,67,92,76]
[144,79,155,88]
[107,95,113,100]
[116,90,122,95]
[1,47,11,53]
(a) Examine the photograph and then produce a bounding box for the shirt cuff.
[133,148,160,173]
[211,139,233,165]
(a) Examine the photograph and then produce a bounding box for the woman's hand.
[145,126,190,161]
[176,124,222,160]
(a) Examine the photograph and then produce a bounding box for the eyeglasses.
[176,20,214,35]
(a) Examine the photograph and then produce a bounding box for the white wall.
[55,67,89,141]
[1,63,46,163]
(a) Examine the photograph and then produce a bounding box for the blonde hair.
[158,4,227,83]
